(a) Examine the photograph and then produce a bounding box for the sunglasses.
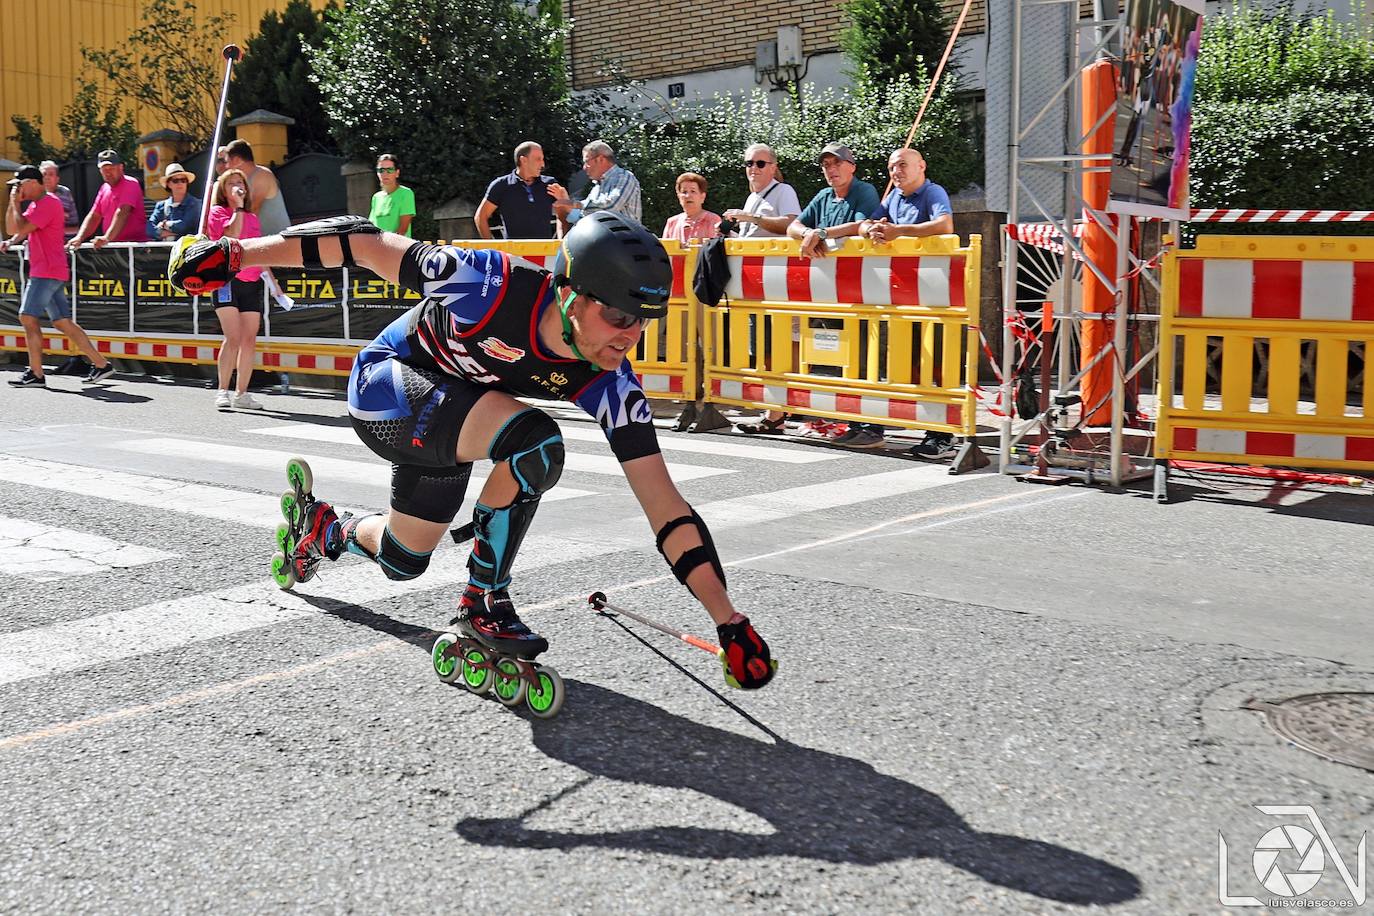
[167,177,188,184]
[595,300,646,330]
[743,159,773,168]
[376,166,398,174]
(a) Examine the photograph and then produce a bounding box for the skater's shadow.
[454,682,1141,906]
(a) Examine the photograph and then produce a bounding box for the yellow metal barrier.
[701,235,982,435]
[1155,235,1374,496]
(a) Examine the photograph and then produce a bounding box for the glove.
[168,234,242,295]
[717,615,777,690]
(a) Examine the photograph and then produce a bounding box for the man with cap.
[147,163,202,240]
[782,143,883,442]
[3,166,117,386]
[68,149,147,250]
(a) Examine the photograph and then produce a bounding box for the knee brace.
[281,215,381,269]
[340,514,432,581]
[390,463,472,525]
[489,409,564,496]
[655,507,726,599]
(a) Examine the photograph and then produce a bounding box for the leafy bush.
[229,0,339,156]
[310,0,581,219]
[8,83,138,165]
[839,0,952,85]
[607,69,980,232]
[1196,6,1374,103]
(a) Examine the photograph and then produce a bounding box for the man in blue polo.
[475,141,565,239]
[843,148,957,457]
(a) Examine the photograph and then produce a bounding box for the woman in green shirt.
[368,153,416,237]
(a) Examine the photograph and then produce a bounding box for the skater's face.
[571,294,645,370]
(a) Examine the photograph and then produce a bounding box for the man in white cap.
[147,163,202,240]
[3,166,116,386]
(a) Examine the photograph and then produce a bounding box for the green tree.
[8,82,138,164]
[80,0,237,145]
[229,0,338,156]
[310,0,578,215]
[839,0,951,86]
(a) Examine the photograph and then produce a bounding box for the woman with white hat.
[146,162,202,240]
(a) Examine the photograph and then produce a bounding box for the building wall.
[0,0,328,163]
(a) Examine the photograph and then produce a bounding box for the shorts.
[215,278,265,314]
[19,278,72,322]
[348,357,490,468]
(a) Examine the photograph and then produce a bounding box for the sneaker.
[8,369,45,387]
[909,433,957,459]
[83,363,116,384]
[452,588,549,659]
[737,415,786,435]
[845,429,887,449]
[214,390,232,410]
[232,392,264,410]
[832,427,861,445]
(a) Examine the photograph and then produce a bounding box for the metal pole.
[1109,215,1131,485]
[998,0,1024,473]
[199,45,242,236]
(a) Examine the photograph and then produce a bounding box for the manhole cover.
[1245,693,1374,772]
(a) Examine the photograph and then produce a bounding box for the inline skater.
[168,211,776,691]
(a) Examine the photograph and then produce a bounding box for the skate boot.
[430,586,564,718]
[271,457,345,590]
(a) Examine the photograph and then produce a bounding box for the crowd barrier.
[2,237,985,464]
[703,235,982,445]
[1154,235,1374,500]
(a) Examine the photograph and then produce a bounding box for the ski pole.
[587,592,722,657]
[198,44,242,236]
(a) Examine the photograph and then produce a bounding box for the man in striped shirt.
[555,140,642,227]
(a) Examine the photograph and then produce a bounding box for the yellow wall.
[0,0,329,163]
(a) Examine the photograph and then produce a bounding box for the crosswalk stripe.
[247,422,840,464]
[0,516,175,582]
[0,456,973,684]
[108,439,597,499]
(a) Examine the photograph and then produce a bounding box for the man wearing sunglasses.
[168,210,777,691]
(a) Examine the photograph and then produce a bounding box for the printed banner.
[1109,0,1204,220]
[344,267,420,342]
[0,249,21,327]
[132,248,197,335]
[265,267,347,340]
[73,248,132,332]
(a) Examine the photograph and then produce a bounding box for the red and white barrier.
[1177,258,1374,321]
[1188,209,1374,223]
[723,255,968,308]
[1172,427,1374,462]
[710,378,962,427]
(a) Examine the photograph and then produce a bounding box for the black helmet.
[552,210,673,319]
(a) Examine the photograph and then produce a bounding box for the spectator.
[67,149,147,250]
[39,160,79,233]
[3,165,116,386]
[214,146,229,178]
[368,153,417,237]
[476,141,564,240]
[206,169,267,411]
[661,172,721,242]
[722,144,801,238]
[554,140,641,226]
[223,139,290,235]
[147,163,203,240]
[783,143,882,443]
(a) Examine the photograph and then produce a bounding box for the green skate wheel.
[270,551,295,590]
[525,664,564,719]
[279,490,300,525]
[492,657,526,706]
[274,521,292,555]
[431,633,465,684]
[285,457,313,496]
[460,647,494,695]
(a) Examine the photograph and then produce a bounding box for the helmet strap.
[557,287,593,363]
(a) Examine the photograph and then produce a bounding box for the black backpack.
[692,235,731,306]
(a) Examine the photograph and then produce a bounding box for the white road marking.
[248,422,840,464]
[0,517,175,582]
[108,438,596,499]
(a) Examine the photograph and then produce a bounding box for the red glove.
[167,235,242,294]
[717,616,777,689]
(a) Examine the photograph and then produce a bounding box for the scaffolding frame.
[997,0,1171,487]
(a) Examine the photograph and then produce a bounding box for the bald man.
[822,148,954,245]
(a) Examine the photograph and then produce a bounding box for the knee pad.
[390,463,472,524]
[489,409,564,496]
[656,507,726,599]
[281,215,381,269]
[375,526,432,581]
[452,496,540,591]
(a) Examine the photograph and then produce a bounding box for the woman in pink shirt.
[661,172,722,243]
[207,169,266,410]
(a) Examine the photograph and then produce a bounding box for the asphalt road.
[1,367,1371,915]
